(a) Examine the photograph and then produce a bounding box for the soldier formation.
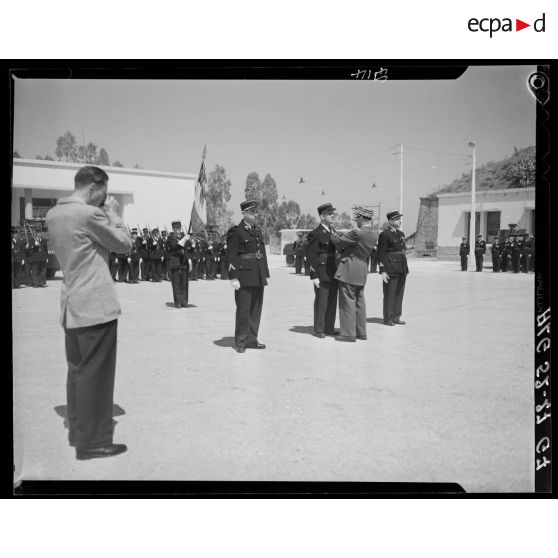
[459,232,534,273]
[11,223,49,288]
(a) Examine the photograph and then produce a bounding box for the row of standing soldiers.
[459,234,534,273]
[11,226,49,288]
[108,227,231,283]
[293,232,379,276]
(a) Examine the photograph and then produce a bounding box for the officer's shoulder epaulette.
[227,225,239,234]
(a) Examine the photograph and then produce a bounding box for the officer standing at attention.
[139,227,150,281]
[459,236,470,271]
[474,234,486,272]
[205,235,216,280]
[161,229,169,280]
[166,220,189,308]
[149,227,164,282]
[306,203,340,338]
[218,236,229,279]
[128,228,141,283]
[511,237,522,273]
[500,237,511,272]
[226,200,269,353]
[377,210,409,326]
[11,227,25,288]
[293,231,305,274]
[491,240,501,272]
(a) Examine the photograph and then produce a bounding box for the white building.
[414,187,535,259]
[11,159,196,230]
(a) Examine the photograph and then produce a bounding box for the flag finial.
[202,145,207,161]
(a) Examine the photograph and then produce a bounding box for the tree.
[503,153,535,189]
[206,164,234,234]
[96,148,110,166]
[133,164,143,169]
[13,150,22,158]
[244,171,280,241]
[335,212,353,229]
[276,200,301,230]
[296,213,318,230]
[245,172,262,201]
[113,160,124,167]
[35,155,43,160]
[55,131,78,162]
[44,155,54,161]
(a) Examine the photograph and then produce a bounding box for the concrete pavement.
[12,256,534,491]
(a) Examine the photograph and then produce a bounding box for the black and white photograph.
[10,63,548,494]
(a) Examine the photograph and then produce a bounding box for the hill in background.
[428,145,535,199]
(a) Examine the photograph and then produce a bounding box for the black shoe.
[236,345,246,353]
[314,333,326,338]
[356,335,367,340]
[393,320,406,325]
[247,342,266,349]
[336,336,356,342]
[384,320,395,326]
[325,330,340,336]
[76,443,127,460]
[175,304,182,308]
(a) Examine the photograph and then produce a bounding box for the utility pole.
[399,144,403,229]
[468,142,476,270]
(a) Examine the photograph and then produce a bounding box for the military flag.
[189,145,208,234]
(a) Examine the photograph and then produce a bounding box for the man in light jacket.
[46,166,132,460]
[331,207,378,341]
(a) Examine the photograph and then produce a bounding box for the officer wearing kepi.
[491,240,501,272]
[474,234,486,272]
[226,200,269,353]
[459,236,470,271]
[165,220,189,308]
[377,210,409,326]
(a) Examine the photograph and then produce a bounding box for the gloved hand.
[230,279,241,290]
[312,278,320,288]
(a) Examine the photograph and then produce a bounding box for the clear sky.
[13,65,536,231]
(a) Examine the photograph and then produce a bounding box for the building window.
[486,211,501,243]
[465,212,480,239]
[20,197,58,221]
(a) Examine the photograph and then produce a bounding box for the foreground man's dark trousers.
[338,282,366,339]
[64,319,118,450]
[383,274,406,323]
[234,286,264,347]
[170,267,189,307]
[313,281,338,334]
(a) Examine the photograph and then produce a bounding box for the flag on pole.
[189,145,208,234]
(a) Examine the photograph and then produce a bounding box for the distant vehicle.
[280,228,311,266]
[22,218,60,279]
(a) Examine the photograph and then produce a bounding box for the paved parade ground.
[12,255,535,492]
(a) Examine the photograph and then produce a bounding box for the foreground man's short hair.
[74,166,109,189]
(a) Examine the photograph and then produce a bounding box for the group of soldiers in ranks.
[459,232,535,273]
[292,231,379,276]
[107,225,230,284]
[11,224,50,288]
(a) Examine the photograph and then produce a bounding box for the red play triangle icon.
[516,19,530,31]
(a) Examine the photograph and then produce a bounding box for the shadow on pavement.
[366,317,385,324]
[289,325,315,336]
[165,302,198,308]
[213,336,236,348]
[54,403,126,433]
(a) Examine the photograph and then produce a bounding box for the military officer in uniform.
[369,245,378,273]
[226,200,269,353]
[108,251,118,281]
[500,237,511,272]
[528,234,535,272]
[293,231,305,274]
[149,227,164,282]
[27,229,49,287]
[459,236,470,271]
[161,229,170,280]
[128,228,141,283]
[521,234,531,273]
[12,227,25,288]
[205,235,216,280]
[166,220,189,308]
[139,227,150,280]
[186,235,199,281]
[491,240,501,272]
[474,234,486,272]
[330,207,378,341]
[377,210,409,326]
[511,238,522,273]
[218,237,228,279]
[306,203,339,338]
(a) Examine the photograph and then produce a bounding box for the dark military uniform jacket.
[129,237,141,261]
[205,240,216,262]
[293,239,305,256]
[377,227,409,275]
[148,236,164,259]
[226,220,269,287]
[165,232,187,269]
[138,235,149,259]
[459,242,470,256]
[12,236,26,263]
[475,240,486,254]
[491,243,501,257]
[306,224,338,282]
[26,237,48,262]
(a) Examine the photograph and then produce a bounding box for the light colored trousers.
[338,281,366,339]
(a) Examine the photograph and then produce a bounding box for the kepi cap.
[386,210,403,221]
[171,220,181,228]
[317,202,336,215]
[353,206,374,219]
[240,200,258,212]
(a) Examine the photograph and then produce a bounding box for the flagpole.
[188,145,208,236]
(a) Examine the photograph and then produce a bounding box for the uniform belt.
[388,251,406,255]
[239,251,263,260]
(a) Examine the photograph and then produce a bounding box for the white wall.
[437,188,535,246]
[12,159,196,229]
